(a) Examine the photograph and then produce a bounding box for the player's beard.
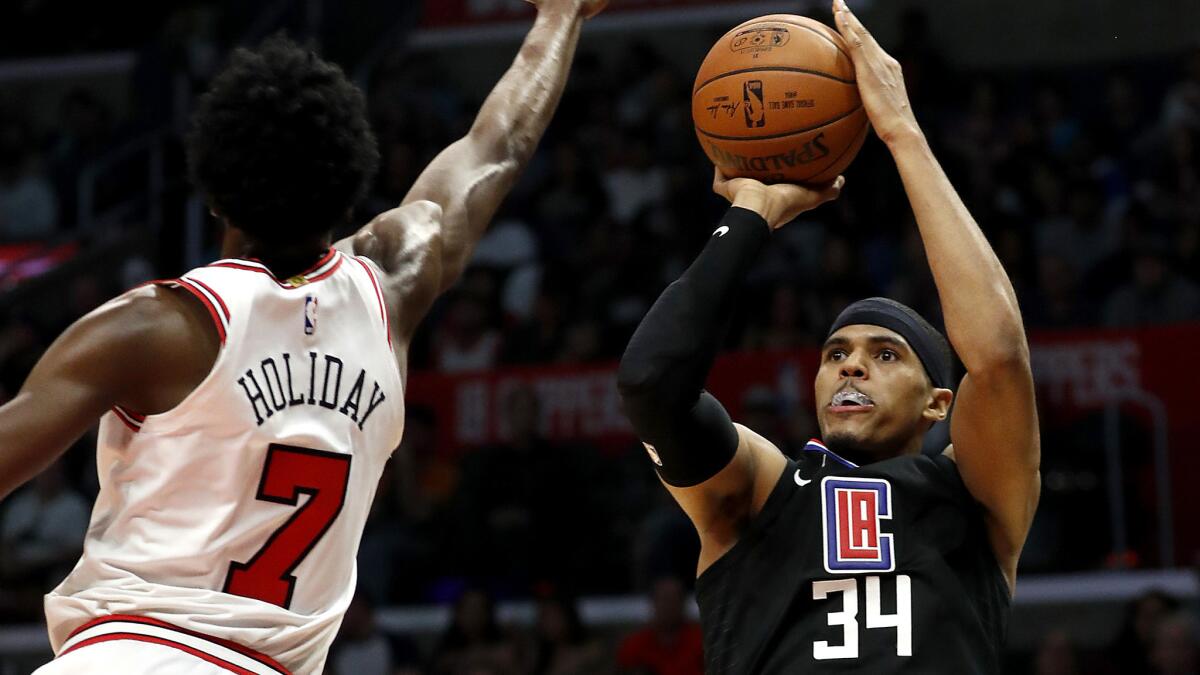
[824,430,897,466]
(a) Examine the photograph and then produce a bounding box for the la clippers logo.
[821,476,895,573]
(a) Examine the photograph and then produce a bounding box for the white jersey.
[44,248,405,675]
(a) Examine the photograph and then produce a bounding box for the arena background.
[1,0,1199,673]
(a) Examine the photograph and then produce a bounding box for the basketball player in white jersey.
[0,1,606,672]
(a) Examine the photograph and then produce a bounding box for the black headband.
[827,297,953,389]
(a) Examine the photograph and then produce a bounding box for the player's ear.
[923,387,953,423]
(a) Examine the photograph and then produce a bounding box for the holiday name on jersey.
[237,351,388,430]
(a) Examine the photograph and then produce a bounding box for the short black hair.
[828,297,954,389]
[186,35,379,244]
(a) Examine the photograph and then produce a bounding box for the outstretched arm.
[834,0,1039,590]
[339,0,606,342]
[618,171,842,574]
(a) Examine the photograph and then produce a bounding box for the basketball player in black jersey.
[617,2,1039,673]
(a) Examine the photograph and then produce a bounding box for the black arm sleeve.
[617,206,771,487]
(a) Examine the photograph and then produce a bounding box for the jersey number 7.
[223,444,352,608]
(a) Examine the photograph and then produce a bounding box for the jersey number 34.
[223,444,352,608]
[813,575,912,660]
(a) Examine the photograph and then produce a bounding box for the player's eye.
[878,349,898,362]
[827,349,847,361]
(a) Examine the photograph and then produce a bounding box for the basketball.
[692,14,868,185]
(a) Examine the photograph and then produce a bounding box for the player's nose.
[838,352,869,379]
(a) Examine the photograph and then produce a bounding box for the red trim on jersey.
[136,278,176,290]
[304,247,337,273]
[209,261,267,273]
[208,248,341,289]
[62,634,258,675]
[351,256,391,346]
[304,254,343,283]
[172,278,228,344]
[186,277,231,323]
[66,615,291,674]
[110,406,142,432]
[115,405,146,422]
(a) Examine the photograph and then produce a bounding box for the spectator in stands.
[394,406,458,524]
[1178,220,1200,285]
[0,318,39,397]
[1033,629,1080,675]
[616,577,703,675]
[630,488,698,592]
[890,6,949,112]
[0,118,57,241]
[602,131,668,227]
[355,459,410,605]
[431,588,520,675]
[556,318,605,363]
[1097,73,1152,166]
[383,406,458,603]
[327,591,422,675]
[1034,178,1122,279]
[534,143,608,257]
[0,459,87,588]
[1110,590,1181,674]
[1027,254,1090,328]
[525,590,608,675]
[1103,236,1200,325]
[1150,611,1200,675]
[737,386,784,450]
[434,291,502,373]
[740,285,812,351]
[47,88,113,222]
[453,385,605,589]
[1035,85,1083,158]
[502,285,568,365]
[1163,49,1200,132]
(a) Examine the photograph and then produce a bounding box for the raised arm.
[834,0,1039,589]
[617,171,841,574]
[339,0,605,342]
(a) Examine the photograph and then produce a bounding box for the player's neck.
[221,227,332,279]
[824,433,924,466]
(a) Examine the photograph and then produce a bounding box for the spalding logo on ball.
[693,14,868,185]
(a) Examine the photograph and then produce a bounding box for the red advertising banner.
[406,322,1200,565]
[421,0,745,28]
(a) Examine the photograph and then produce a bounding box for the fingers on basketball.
[815,175,846,203]
[832,0,871,51]
[712,167,741,199]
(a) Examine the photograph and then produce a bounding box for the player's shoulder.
[340,200,444,277]
[80,284,218,358]
[74,284,177,340]
[42,283,219,405]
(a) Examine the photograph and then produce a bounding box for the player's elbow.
[617,351,658,407]
[467,116,530,168]
[964,330,1031,378]
[617,343,680,424]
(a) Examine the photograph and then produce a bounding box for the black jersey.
[696,440,1010,674]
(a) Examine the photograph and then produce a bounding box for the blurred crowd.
[1,4,1200,673]
[321,584,1197,675]
[323,578,706,675]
